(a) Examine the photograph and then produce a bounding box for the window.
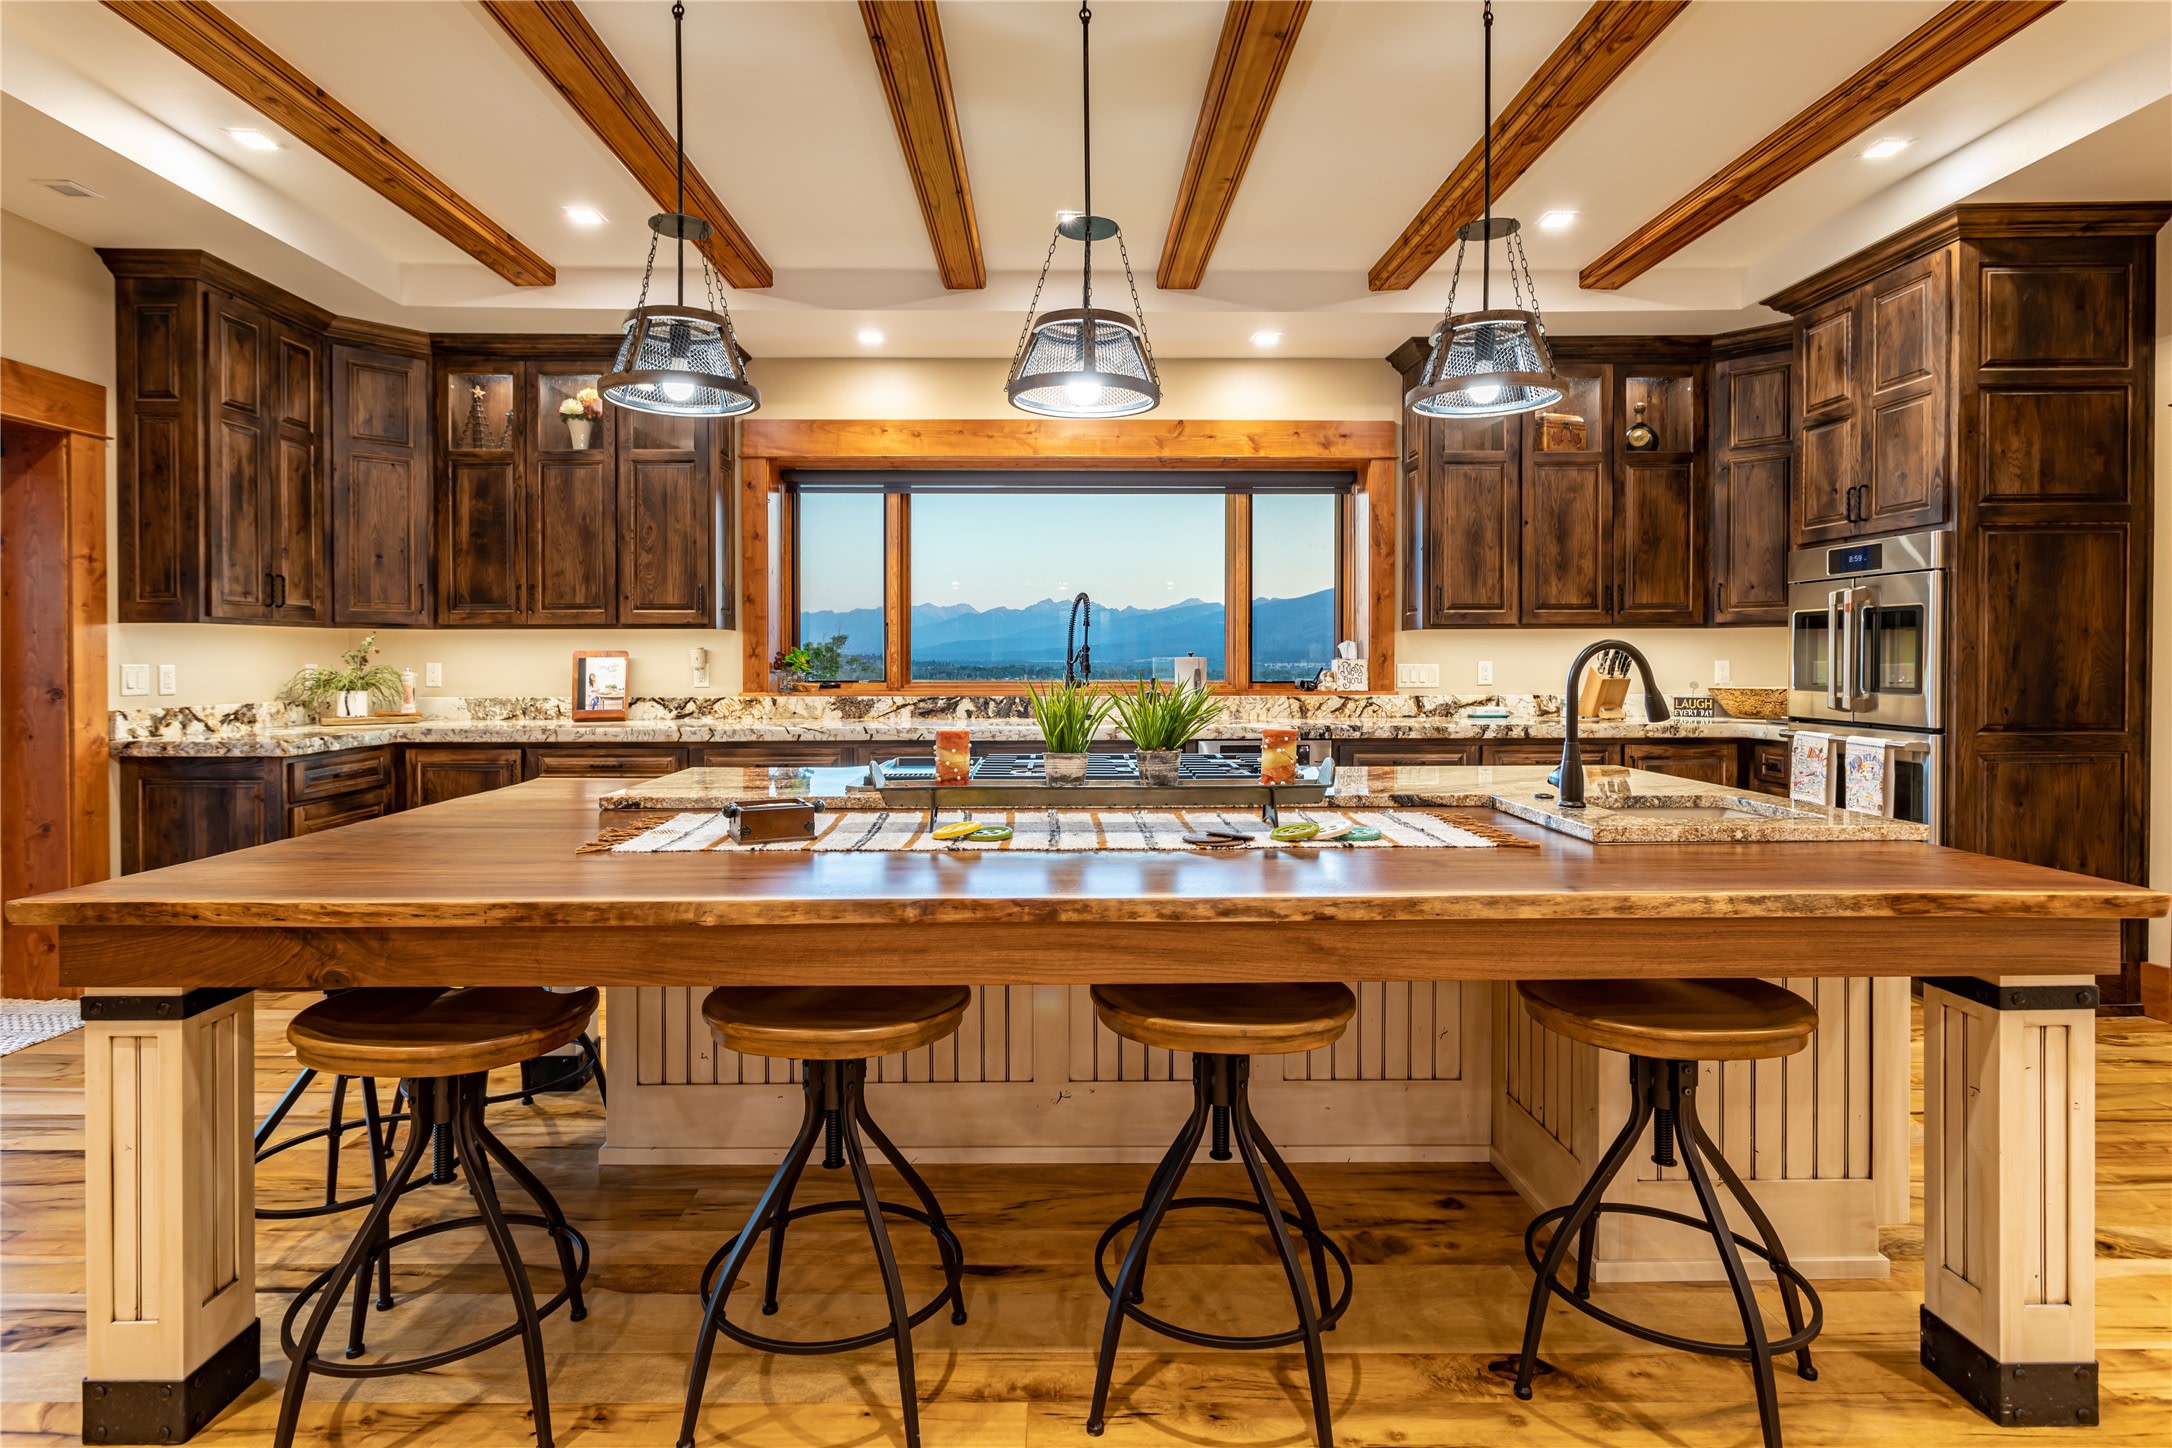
[783,471,1351,690]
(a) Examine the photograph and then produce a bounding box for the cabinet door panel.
[1795,416,1855,544]
[697,743,867,768]
[526,748,685,778]
[1481,741,1618,767]
[533,460,614,624]
[441,460,524,624]
[269,327,323,621]
[206,412,272,619]
[1623,740,1738,787]
[1864,253,1949,531]
[1426,460,1520,624]
[1522,457,1609,624]
[1616,459,1700,624]
[403,748,523,809]
[1713,454,1790,621]
[1800,307,1853,416]
[331,349,432,625]
[116,289,199,621]
[620,447,716,625]
[120,764,274,875]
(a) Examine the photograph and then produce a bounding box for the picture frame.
[572,650,630,721]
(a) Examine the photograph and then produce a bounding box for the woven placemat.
[580,807,1535,855]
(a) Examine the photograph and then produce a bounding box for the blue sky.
[798,492,1335,613]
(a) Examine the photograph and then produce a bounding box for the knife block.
[1576,672,1630,721]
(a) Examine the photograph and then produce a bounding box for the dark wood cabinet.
[1708,328,1793,624]
[1613,367,1703,625]
[403,747,524,808]
[1402,405,1522,628]
[1335,740,1481,767]
[695,742,869,768]
[1746,741,1789,797]
[524,747,686,779]
[1622,739,1739,788]
[330,345,432,626]
[107,254,329,624]
[1480,741,1617,768]
[119,747,391,873]
[1521,367,1609,625]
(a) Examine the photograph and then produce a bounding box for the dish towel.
[1789,731,1835,806]
[1843,736,1898,816]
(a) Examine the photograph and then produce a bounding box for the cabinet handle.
[276,573,288,608]
[266,571,275,606]
[415,583,425,615]
[697,583,706,616]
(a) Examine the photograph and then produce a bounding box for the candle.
[1260,727,1299,785]
[935,728,971,785]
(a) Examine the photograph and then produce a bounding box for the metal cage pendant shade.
[599,3,759,420]
[1005,5,1160,418]
[1405,0,1561,421]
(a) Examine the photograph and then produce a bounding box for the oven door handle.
[1853,589,1878,703]
[1828,588,1850,711]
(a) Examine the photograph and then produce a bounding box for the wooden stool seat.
[1090,982,1355,1056]
[1515,979,1815,1061]
[289,987,599,1078]
[703,985,972,1060]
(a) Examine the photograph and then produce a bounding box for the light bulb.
[661,375,696,403]
[1467,381,1502,406]
[1065,376,1100,407]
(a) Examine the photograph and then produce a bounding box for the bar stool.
[1508,978,1824,1448]
[273,987,598,1448]
[677,986,972,1448]
[1085,982,1357,1448]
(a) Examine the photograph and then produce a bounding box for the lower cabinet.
[1622,740,1740,787]
[120,748,393,874]
[696,742,872,768]
[403,747,524,808]
[1746,741,1789,797]
[525,747,685,779]
[1336,741,1481,767]
[1480,741,1613,767]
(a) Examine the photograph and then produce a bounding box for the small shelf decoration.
[557,386,602,449]
[573,650,630,721]
[1026,679,1115,784]
[1625,401,1657,451]
[1111,679,1222,785]
[280,633,405,719]
[771,634,847,693]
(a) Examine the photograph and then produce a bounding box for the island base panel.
[80,989,258,1443]
[1921,978,2099,1426]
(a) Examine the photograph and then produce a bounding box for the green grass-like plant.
[1026,679,1115,755]
[1111,678,1223,753]
[278,633,404,712]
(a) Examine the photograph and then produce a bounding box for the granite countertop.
[108,693,1789,757]
[597,762,1924,846]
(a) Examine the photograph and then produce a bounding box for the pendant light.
[1405,0,1562,419]
[600,2,759,418]
[1005,4,1160,418]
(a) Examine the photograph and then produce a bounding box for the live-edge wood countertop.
[9,780,2162,991]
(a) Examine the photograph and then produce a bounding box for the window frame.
[739,419,1397,697]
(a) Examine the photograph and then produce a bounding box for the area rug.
[584,807,1529,854]
[0,999,82,1057]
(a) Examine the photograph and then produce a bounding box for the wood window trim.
[738,418,1397,695]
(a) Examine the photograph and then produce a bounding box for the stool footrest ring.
[696,1199,965,1356]
[1094,1195,1354,1351]
[1524,1202,1823,1359]
[279,1213,589,1378]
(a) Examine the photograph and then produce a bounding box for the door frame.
[2,356,111,997]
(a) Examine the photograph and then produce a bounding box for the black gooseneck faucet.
[1556,639,1670,809]
[1064,592,1093,686]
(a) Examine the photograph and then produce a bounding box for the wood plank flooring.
[2,995,2166,1446]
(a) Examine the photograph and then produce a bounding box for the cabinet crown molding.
[100,248,334,331]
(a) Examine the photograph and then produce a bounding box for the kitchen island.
[8,767,2157,1440]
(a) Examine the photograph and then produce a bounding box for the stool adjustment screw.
[1651,1107,1677,1168]
[822,1107,845,1170]
[1210,1105,1232,1161]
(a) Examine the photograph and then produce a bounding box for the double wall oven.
[1788,529,1946,839]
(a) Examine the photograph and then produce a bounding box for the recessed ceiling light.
[224,127,280,151]
[1250,330,1282,348]
[563,205,607,227]
[1861,137,1911,160]
[857,329,885,346]
[1538,210,1578,231]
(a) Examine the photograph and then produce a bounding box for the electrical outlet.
[156,664,177,696]
[1477,660,1494,686]
[691,646,710,689]
[1396,662,1440,688]
[120,664,150,696]
[425,662,443,687]
[1714,659,1733,685]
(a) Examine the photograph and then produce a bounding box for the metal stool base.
[1093,1195,1352,1350]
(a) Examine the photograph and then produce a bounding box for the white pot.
[1043,752,1090,785]
[338,690,373,718]
[564,416,594,449]
[1136,749,1182,786]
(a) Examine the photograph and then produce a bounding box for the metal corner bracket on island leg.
[78,988,260,1446]
[1918,975,2101,1427]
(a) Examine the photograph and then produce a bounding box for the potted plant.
[1026,679,1113,784]
[279,633,405,719]
[771,634,849,692]
[557,386,601,449]
[1111,679,1222,785]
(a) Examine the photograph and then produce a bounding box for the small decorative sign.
[574,650,630,721]
[1671,695,1717,717]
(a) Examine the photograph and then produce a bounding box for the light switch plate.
[120,664,150,696]
[1396,662,1440,688]
[1477,660,1495,685]
[425,662,443,687]
[1714,659,1733,685]
[156,664,176,695]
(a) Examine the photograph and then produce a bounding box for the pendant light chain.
[1117,231,1159,384]
[674,1,686,305]
[1480,0,1492,311]
[1079,3,1093,317]
[1010,229,1063,374]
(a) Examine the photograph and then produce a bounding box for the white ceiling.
[3,0,2167,357]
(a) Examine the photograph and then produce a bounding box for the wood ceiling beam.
[1581,0,2063,291]
[1158,1,1311,290]
[860,2,983,289]
[478,0,772,289]
[1368,0,1686,293]
[102,0,554,287]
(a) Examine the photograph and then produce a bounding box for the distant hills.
[799,589,1335,678]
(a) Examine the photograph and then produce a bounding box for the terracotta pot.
[1136,749,1181,786]
[1043,752,1089,785]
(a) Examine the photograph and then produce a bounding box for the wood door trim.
[859,1,983,290]
[1158,1,1311,290]
[1369,0,1688,292]
[101,1,553,287]
[1,358,107,436]
[478,0,770,289]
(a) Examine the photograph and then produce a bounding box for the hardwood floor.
[2,995,2166,1446]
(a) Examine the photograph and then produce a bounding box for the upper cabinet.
[1708,326,1793,625]
[329,344,432,627]
[108,254,328,624]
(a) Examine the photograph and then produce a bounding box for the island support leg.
[1920,976,2099,1427]
[80,988,260,1445]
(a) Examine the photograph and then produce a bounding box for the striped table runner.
[596,807,1516,854]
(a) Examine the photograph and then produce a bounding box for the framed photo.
[573,650,630,721]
